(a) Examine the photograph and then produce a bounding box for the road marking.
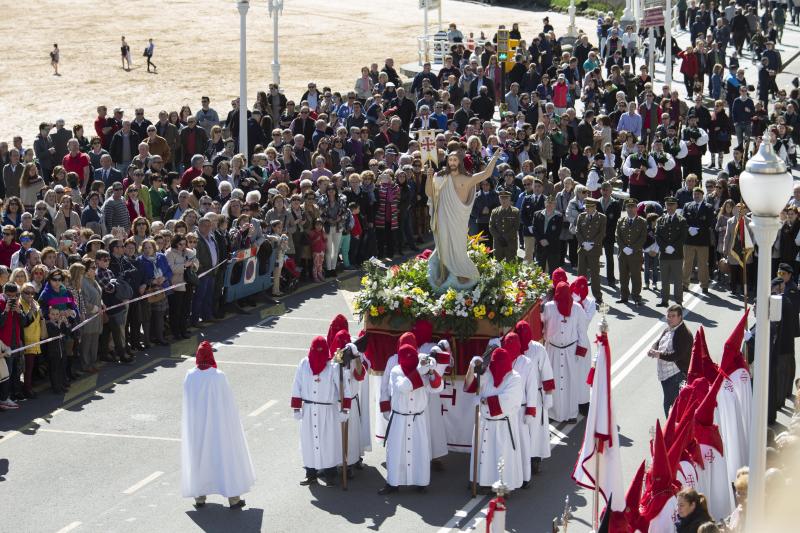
[212,343,306,351]
[56,521,82,533]
[435,496,486,533]
[261,315,359,324]
[211,359,297,368]
[244,327,320,335]
[123,471,164,495]
[611,292,704,389]
[248,399,278,417]
[38,429,180,442]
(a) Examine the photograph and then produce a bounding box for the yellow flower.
[353,301,361,312]
[369,306,379,317]
[503,306,513,317]
[445,288,457,303]
[361,276,369,287]
[412,287,425,296]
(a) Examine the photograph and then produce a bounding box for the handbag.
[718,257,730,275]
[184,267,199,287]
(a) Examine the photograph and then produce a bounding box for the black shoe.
[657,302,668,307]
[299,476,318,486]
[229,499,246,509]
[566,418,578,424]
[23,389,37,399]
[532,458,541,474]
[193,501,205,508]
[521,480,531,489]
[378,484,398,495]
[578,403,589,416]
[98,354,116,362]
[633,297,643,305]
[702,287,709,295]
[120,355,134,364]
[415,486,428,493]
[354,458,364,470]
[615,297,628,303]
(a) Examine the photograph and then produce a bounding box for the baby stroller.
[280,256,301,293]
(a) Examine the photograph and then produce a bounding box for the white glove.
[338,410,350,423]
[744,330,753,342]
[345,342,359,355]
[293,409,303,420]
[582,241,594,251]
[665,245,675,254]
[623,246,633,255]
[470,356,483,368]
[437,339,451,352]
[383,410,391,421]
[528,225,534,234]
[540,238,549,247]
[688,227,699,236]
[524,414,535,426]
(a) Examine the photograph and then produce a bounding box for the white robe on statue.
[512,354,537,482]
[428,174,480,282]
[696,443,734,521]
[647,496,678,533]
[419,341,449,459]
[542,300,589,422]
[291,359,349,470]
[385,366,444,487]
[715,380,748,482]
[524,340,554,459]
[574,294,596,406]
[469,370,524,491]
[181,368,256,499]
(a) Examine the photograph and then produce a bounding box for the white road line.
[213,360,297,368]
[435,497,485,533]
[122,471,164,495]
[611,293,704,388]
[248,399,278,417]
[244,328,320,335]
[38,429,180,442]
[262,316,359,323]
[56,521,82,533]
[213,343,306,351]
[610,288,702,377]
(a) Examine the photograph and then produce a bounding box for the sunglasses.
[51,277,63,282]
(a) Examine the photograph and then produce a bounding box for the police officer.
[682,186,715,294]
[576,197,606,304]
[656,196,688,307]
[597,182,621,286]
[489,190,521,262]
[532,195,563,274]
[616,198,648,304]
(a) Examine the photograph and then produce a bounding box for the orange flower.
[377,306,385,315]
[488,311,496,319]
[465,298,474,307]
[403,297,412,308]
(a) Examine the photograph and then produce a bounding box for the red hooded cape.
[398,343,424,390]
[411,319,434,345]
[514,320,533,348]
[195,341,217,370]
[308,335,330,376]
[639,421,680,522]
[570,276,589,304]
[720,310,750,376]
[554,281,573,317]
[326,314,350,355]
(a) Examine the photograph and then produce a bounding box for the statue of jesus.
[425,148,504,292]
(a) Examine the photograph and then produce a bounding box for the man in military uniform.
[597,182,621,286]
[532,195,563,274]
[682,186,715,294]
[489,190,521,262]
[576,198,606,303]
[655,197,688,307]
[616,198,648,304]
[519,176,546,263]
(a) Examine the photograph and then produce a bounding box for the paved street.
[3,20,800,533]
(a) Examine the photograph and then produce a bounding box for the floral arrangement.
[354,235,551,338]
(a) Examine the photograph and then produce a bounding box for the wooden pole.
[471,372,481,498]
[339,364,348,490]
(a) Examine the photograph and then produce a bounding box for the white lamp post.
[269,0,283,86]
[237,0,249,162]
[739,140,794,531]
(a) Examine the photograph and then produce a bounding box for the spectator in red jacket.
[0,225,20,267]
[678,46,700,98]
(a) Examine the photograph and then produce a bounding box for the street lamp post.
[739,141,794,531]
[566,0,578,39]
[269,0,283,86]
[237,0,249,162]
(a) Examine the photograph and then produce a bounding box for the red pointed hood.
[570,276,589,304]
[326,314,349,349]
[622,460,648,533]
[502,332,522,361]
[308,335,329,375]
[489,347,513,387]
[640,421,679,521]
[720,310,750,376]
[664,389,684,448]
[330,330,351,359]
[397,331,417,351]
[687,327,717,384]
[668,413,694,477]
[411,319,434,345]
[195,341,217,370]
[552,267,568,286]
[697,327,719,381]
[694,372,725,455]
[554,281,573,317]
[398,343,419,376]
[514,320,533,348]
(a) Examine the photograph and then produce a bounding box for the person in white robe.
[501,332,536,487]
[693,373,734,521]
[181,341,255,509]
[668,411,700,493]
[379,343,444,494]
[718,311,750,478]
[464,347,524,493]
[639,421,679,533]
[570,276,596,412]
[514,320,554,472]
[412,319,449,462]
[291,335,351,486]
[330,330,368,470]
[542,281,589,422]
[379,331,418,425]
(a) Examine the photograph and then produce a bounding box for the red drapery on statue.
[364,301,542,374]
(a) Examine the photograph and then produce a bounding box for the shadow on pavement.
[186,504,264,532]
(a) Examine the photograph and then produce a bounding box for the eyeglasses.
[51,277,63,282]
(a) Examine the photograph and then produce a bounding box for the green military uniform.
[615,199,648,302]
[576,198,607,301]
[655,197,688,306]
[489,192,521,262]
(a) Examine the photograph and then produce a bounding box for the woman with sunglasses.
[38,269,80,381]
[138,239,172,347]
[166,234,196,339]
[131,216,151,249]
[2,197,23,227]
[19,281,42,398]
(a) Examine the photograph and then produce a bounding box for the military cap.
[664,196,678,204]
